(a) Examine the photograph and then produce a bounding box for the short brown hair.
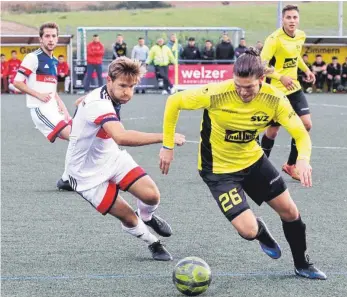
[282,4,299,16]
[39,22,59,38]
[108,57,146,83]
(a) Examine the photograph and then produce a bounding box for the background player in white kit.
[14,22,73,191]
[67,57,185,260]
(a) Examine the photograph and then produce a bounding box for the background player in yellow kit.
[260,5,316,180]
[159,48,326,280]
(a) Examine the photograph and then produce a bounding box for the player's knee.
[141,184,160,205]
[278,204,299,221]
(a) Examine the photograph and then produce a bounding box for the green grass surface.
[3,2,346,56]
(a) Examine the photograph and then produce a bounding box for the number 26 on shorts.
[218,188,242,213]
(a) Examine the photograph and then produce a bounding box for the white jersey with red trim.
[15,48,58,108]
[67,86,124,191]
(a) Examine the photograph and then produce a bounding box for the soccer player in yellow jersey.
[159,48,326,279]
[260,5,316,180]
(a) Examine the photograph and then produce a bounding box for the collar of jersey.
[281,27,296,39]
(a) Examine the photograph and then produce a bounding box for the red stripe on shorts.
[119,166,147,191]
[47,120,68,143]
[96,182,118,215]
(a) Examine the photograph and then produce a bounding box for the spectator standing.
[131,37,149,62]
[234,38,248,58]
[167,33,183,59]
[312,54,327,92]
[216,34,235,62]
[201,40,215,63]
[1,54,9,93]
[181,37,201,64]
[131,37,149,94]
[85,34,105,92]
[112,34,127,60]
[327,56,342,92]
[146,38,176,95]
[57,55,70,93]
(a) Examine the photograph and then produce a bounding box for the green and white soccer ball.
[173,256,212,296]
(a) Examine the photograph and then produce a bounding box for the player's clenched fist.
[75,95,86,106]
[174,133,186,146]
[37,92,52,102]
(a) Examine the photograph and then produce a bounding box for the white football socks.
[137,200,158,222]
[122,218,157,245]
[61,141,72,182]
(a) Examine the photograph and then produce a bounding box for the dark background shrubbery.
[5,1,172,14]
[6,3,70,14]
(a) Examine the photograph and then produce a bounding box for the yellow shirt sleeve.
[275,96,312,161]
[163,87,211,149]
[298,56,309,73]
[261,35,282,80]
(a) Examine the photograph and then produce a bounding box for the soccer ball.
[172,256,212,296]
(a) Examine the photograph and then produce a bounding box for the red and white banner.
[168,64,234,89]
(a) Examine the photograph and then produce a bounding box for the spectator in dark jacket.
[85,34,105,92]
[181,37,201,64]
[298,54,313,93]
[327,56,342,92]
[342,57,347,87]
[234,38,248,58]
[201,40,215,63]
[216,34,235,63]
[112,34,127,60]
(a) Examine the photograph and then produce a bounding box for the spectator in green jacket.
[146,38,176,95]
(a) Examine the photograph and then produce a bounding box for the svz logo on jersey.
[283,57,298,68]
[250,111,269,126]
[224,130,257,143]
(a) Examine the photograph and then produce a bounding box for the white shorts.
[30,103,71,143]
[75,152,147,215]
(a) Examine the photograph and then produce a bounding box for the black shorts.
[199,155,287,221]
[271,89,310,127]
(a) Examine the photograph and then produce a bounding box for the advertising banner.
[72,63,234,91]
[302,45,347,64]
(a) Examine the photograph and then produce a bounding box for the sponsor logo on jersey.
[44,64,49,69]
[283,57,298,68]
[224,130,257,143]
[250,111,270,125]
[288,110,296,119]
[36,74,57,84]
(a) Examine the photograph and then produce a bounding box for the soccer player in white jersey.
[67,57,185,260]
[14,22,73,191]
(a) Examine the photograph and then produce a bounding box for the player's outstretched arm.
[276,97,312,187]
[102,121,185,147]
[160,87,211,174]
